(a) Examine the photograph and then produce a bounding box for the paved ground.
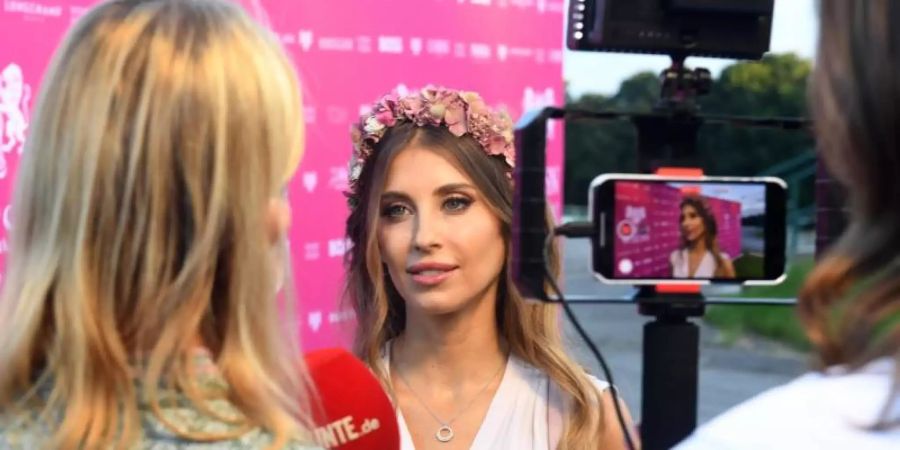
[558,239,809,425]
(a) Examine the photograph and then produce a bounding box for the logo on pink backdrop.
[0,63,29,179]
[0,0,564,350]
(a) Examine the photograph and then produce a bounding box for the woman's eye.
[444,196,472,212]
[382,204,410,218]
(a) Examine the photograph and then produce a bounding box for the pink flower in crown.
[399,95,425,117]
[348,86,517,207]
[443,99,468,136]
[374,109,396,128]
[461,91,489,118]
[420,86,441,102]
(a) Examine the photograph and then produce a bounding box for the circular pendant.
[435,425,454,443]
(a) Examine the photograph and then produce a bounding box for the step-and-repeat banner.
[0,0,564,349]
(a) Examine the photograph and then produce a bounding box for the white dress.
[670,249,729,278]
[382,345,611,450]
[675,358,900,450]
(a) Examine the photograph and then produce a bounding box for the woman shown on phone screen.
[670,196,736,279]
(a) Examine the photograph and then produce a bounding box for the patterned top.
[0,349,324,450]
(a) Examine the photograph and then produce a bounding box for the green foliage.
[732,254,764,278]
[565,53,816,206]
[564,89,639,204]
[564,55,820,348]
[704,257,816,350]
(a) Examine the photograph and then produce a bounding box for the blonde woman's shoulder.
[0,409,51,449]
[138,401,325,449]
[0,407,326,450]
[138,437,324,449]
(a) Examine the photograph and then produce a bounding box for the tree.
[564,53,815,207]
[564,72,659,205]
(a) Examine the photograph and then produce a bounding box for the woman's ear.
[266,198,291,244]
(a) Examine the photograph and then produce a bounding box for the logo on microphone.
[315,415,382,448]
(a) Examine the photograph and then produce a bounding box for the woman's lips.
[407,262,458,286]
[410,268,457,286]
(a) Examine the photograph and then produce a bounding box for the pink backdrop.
[0,0,564,349]
[613,182,741,278]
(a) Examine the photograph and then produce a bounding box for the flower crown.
[347,86,516,204]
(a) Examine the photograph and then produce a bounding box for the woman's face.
[376,145,506,317]
[680,204,706,243]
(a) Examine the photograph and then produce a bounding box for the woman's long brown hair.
[345,122,611,448]
[800,0,900,429]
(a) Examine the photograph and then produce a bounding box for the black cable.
[543,231,637,450]
[554,220,594,238]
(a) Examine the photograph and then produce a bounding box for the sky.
[564,0,819,97]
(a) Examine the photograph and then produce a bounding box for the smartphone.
[589,174,788,285]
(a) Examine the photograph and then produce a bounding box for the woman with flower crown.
[344,87,638,450]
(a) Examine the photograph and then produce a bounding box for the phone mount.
[636,168,706,450]
[511,56,809,450]
[637,287,703,449]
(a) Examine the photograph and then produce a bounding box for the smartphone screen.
[590,175,787,284]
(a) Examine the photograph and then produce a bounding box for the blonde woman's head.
[0,0,312,448]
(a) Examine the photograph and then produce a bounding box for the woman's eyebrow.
[434,183,476,196]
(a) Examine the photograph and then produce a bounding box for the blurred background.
[561,0,818,423]
[0,0,820,426]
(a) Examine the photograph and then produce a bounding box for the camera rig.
[513,2,813,446]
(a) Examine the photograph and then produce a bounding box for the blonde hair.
[345,123,608,449]
[0,0,314,448]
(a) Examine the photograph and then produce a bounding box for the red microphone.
[304,348,400,449]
